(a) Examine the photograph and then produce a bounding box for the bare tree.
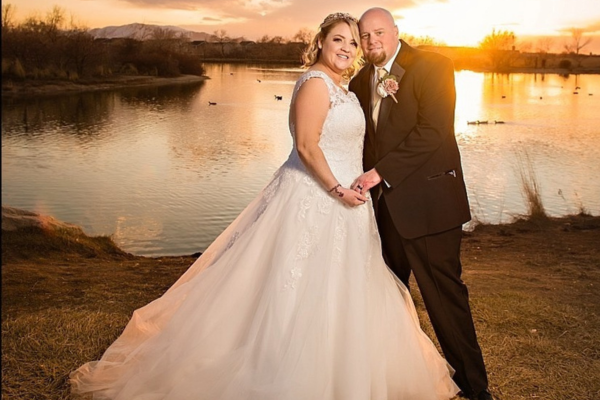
[258,34,271,43]
[44,5,66,42]
[213,29,229,42]
[536,36,555,54]
[479,28,517,69]
[147,27,188,53]
[293,28,314,44]
[564,28,592,55]
[2,3,16,30]
[213,29,230,56]
[63,28,101,77]
[269,36,286,44]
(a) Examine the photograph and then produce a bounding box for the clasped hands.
[328,169,381,207]
[351,168,382,196]
[333,168,381,207]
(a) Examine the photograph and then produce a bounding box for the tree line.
[478,28,594,70]
[2,3,595,83]
[1,5,205,81]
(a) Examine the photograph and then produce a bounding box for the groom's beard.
[364,50,387,65]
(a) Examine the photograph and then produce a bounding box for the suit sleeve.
[374,57,456,188]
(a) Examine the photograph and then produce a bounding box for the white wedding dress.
[70,70,459,400]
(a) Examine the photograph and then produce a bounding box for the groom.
[349,7,493,400]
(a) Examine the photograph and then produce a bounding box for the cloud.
[583,20,600,33]
[119,0,292,15]
[125,0,422,39]
[557,22,600,34]
[120,0,416,24]
[119,0,217,11]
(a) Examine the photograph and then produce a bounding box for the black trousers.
[376,196,489,396]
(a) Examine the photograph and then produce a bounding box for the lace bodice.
[286,70,366,186]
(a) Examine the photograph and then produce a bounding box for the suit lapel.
[354,64,377,149]
[375,42,408,136]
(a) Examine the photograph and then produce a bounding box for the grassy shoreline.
[1,74,207,100]
[2,212,600,399]
[3,64,598,101]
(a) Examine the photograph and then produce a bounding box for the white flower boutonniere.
[376,74,399,103]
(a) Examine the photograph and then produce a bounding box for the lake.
[2,63,599,256]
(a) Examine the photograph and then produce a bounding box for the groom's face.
[359,11,399,66]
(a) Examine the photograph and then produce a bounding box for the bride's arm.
[293,77,368,207]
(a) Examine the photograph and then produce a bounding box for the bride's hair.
[302,13,363,81]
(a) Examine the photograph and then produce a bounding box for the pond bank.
[1,74,207,100]
[2,206,600,399]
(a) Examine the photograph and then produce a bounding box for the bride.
[70,12,460,400]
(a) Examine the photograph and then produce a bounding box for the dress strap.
[292,70,336,104]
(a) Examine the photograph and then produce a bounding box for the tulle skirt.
[70,155,459,400]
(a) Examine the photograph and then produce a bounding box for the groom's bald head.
[359,7,395,26]
[358,7,399,66]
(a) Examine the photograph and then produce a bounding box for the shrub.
[10,58,27,80]
[128,52,180,77]
[174,53,205,76]
[558,59,572,69]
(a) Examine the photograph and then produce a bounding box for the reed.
[515,150,547,221]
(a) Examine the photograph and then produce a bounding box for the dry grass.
[2,215,600,399]
[515,150,547,221]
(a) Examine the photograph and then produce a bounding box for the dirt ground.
[2,214,599,399]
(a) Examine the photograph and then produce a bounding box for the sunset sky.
[7,0,600,51]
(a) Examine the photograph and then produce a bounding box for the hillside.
[88,23,242,42]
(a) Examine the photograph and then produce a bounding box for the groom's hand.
[351,169,382,194]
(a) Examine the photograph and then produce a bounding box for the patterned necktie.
[372,67,387,129]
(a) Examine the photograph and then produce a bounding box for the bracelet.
[328,183,344,197]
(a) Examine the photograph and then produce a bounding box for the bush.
[558,59,572,69]
[127,52,180,77]
[173,53,205,76]
[3,58,27,80]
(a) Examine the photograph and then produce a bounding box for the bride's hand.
[330,185,369,207]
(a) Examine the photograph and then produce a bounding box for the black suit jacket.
[349,40,471,239]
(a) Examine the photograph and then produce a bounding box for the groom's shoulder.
[412,45,452,66]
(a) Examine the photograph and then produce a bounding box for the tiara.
[321,12,358,26]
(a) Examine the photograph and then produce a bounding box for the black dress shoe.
[470,389,494,400]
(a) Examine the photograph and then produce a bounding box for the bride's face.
[319,22,358,74]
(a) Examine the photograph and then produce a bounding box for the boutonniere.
[377,74,399,103]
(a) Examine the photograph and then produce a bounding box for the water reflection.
[1,65,599,256]
[454,71,600,225]
[3,91,116,137]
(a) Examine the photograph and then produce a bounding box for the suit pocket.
[427,169,457,180]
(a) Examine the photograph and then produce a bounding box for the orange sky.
[7,0,600,52]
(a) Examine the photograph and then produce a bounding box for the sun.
[391,0,597,47]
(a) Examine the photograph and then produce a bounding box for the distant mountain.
[88,23,217,42]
